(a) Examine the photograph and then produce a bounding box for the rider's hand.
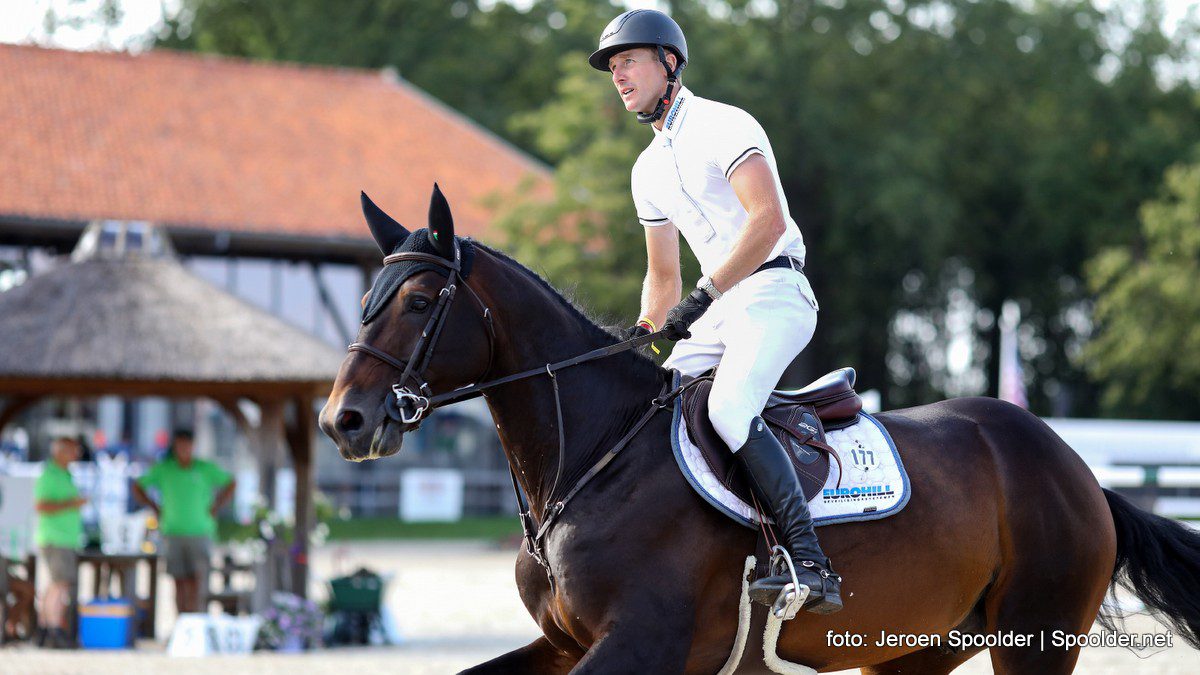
[620,324,651,341]
[663,288,714,341]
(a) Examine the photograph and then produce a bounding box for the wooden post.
[0,395,42,434]
[255,400,287,509]
[286,394,317,598]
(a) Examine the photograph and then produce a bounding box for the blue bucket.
[78,599,134,649]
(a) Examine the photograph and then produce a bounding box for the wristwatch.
[697,275,722,301]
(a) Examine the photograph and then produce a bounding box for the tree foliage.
[489,54,664,325]
[136,0,1200,413]
[1085,156,1200,418]
[505,0,1200,407]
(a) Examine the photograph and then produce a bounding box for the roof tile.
[0,44,551,241]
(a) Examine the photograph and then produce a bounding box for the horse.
[320,186,1200,674]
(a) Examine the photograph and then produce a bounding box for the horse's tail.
[1100,487,1200,648]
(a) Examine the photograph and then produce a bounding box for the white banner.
[400,469,464,522]
[0,473,36,559]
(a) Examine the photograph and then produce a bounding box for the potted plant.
[256,592,323,651]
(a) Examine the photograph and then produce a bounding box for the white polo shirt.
[631,85,806,277]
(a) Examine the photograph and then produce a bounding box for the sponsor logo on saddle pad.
[823,484,895,502]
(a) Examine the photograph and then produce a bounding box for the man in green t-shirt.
[133,430,235,615]
[34,436,85,648]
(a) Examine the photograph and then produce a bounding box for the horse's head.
[320,185,494,461]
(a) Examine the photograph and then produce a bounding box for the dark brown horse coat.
[322,190,1200,674]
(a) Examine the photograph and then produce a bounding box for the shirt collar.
[652,85,693,142]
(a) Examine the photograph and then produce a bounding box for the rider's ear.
[361,191,410,255]
[428,183,456,260]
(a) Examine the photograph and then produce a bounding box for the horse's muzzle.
[320,399,409,462]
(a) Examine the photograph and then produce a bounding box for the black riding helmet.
[588,9,688,125]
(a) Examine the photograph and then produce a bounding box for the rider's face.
[609,48,673,114]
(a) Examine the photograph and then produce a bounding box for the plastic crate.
[79,599,134,649]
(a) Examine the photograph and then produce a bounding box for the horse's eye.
[409,297,430,313]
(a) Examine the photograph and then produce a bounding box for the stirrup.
[767,545,809,620]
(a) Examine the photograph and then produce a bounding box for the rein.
[346,244,677,583]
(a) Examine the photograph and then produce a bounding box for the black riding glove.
[663,288,714,341]
[620,324,652,342]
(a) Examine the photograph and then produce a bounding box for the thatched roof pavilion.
[0,246,341,396]
[0,221,343,597]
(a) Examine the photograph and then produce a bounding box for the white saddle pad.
[670,384,911,529]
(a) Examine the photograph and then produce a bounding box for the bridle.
[348,241,495,425]
[347,239,670,427]
[343,239,677,584]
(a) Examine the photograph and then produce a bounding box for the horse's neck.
[477,256,662,516]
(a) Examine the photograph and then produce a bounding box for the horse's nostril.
[337,409,364,433]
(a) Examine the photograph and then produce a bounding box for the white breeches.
[664,267,818,449]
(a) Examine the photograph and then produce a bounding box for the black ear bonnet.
[361,230,475,324]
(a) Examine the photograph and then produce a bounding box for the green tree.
[495,0,1200,407]
[490,54,700,326]
[1084,157,1200,419]
[74,0,1199,411]
[727,0,1200,408]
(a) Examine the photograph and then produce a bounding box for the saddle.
[680,368,863,505]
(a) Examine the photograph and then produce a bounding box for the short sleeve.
[708,107,767,180]
[137,462,161,489]
[34,471,52,499]
[206,462,232,488]
[631,158,669,227]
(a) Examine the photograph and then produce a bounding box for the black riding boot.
[737,416,843,615]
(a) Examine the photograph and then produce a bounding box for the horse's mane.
[473,241,662,375]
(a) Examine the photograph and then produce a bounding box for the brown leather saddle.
[680,367,863,506]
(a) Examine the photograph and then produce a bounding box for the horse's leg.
[859,645,984,675]
[567,596,698,675]
[569,623,694,674]
[976,400,1116,675]
[983,572,1100,675]
[458,636,579,675]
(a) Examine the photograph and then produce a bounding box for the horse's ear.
[361,191,409,254]
[427,183,455,259]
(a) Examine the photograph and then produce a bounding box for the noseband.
[347,241,495,424]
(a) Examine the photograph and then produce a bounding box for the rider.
[590,9,843,615]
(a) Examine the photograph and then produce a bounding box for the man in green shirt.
[34,436,85,648]
[133,430,235,615]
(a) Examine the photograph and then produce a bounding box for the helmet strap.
[636,45,682,125]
